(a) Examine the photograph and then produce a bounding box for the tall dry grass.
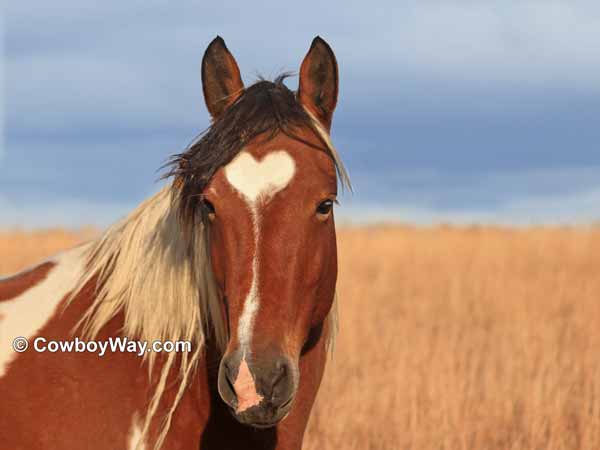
[2,226,600,449]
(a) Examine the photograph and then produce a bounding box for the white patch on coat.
[0,244,89,377]
[127,413,146,450]
[224,150,296,349]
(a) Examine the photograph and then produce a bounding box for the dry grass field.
[2,226,600,449]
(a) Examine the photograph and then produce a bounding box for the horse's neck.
[0,245,90,376]
[0,246,214,450]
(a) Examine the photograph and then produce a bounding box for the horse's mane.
[68,76,349,450]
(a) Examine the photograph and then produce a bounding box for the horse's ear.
[201,36,244,120]
[297,36,339,131]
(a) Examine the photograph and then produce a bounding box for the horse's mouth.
[228,401,293,429]
[248,420,280,429]
[229,410,282,429]
[244,410,291,429]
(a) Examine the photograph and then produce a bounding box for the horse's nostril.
[218,356,240,410]
[225,368,236,393]
[276,358,287,373]
[271,364,286,390]
[268,357,293,402]
[224,360,234,379]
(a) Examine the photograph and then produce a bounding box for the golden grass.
[2,226,600,449]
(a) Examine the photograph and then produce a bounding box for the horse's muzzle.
[218,350,298,427]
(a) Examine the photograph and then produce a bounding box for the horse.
[0,36,350,450]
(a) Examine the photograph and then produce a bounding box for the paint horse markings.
[225,151,296,203]
[0,246,88,377]
[225,150,296,347]
[225,150,296,409]
[127,413,146,450]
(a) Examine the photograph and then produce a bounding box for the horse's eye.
[202,199,216,220]
[316,199,334,218]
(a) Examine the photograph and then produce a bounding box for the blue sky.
[2,1,600,227]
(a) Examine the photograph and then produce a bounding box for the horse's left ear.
[298,36,339,131]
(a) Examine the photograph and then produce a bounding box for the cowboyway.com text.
[20,336,192,357]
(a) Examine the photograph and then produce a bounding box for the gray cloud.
[0,192,132,228]
[339,186,600,226]
[3,0,600,226]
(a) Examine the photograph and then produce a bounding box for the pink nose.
[233,357,263,413]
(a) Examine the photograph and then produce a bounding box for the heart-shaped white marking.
[225,151,296,204]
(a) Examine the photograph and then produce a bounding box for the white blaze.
[224,150,295,349]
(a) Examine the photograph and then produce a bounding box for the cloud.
[345,1,600,87]
[338,186,600,226]
[346,165,600,208]
[6,1,600,134]
[0,193,132,229]
[4,1,600,226]
[338,164,600,225]
[0,18,5,161]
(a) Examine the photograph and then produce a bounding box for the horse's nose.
[252,356,294,404]
[218,352,297,427]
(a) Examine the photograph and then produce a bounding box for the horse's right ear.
[201,36,244,120]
